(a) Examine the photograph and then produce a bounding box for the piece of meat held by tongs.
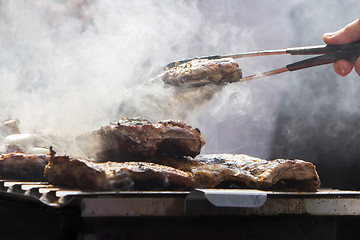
[162,40,360,86]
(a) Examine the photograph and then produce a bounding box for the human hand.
[323,18,360,76]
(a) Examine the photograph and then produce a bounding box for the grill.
[2,180,360,239]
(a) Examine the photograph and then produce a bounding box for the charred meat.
[44,154,196,191]
[44,153,320,191]
[152,154,321,191]
[75,117,205,162]
[160,58,243,87]
[0,153,49,181]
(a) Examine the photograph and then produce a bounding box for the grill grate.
[1,180,360,217]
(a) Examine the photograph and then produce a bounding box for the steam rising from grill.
[0,1,300,157]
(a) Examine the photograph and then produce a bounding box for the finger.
[323,18,360,45]
[333,59,354,76]
[355,58,360,76]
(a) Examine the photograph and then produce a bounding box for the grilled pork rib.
[44,153,320,191]
[0,153,49,181]
[75,118,205,162]
[44,154,196,191]
[152,154,321,191]
[160,58,243,87]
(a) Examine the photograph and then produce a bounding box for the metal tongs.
[164,41,360,81]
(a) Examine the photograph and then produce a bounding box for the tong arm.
[286,40,360,55]
[286,49,360,71]
[241,47,360,81]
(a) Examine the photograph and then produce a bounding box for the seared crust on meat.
[44,155,196,191]
[152,154,321,191]
[44,152,320,191]
[75,117,205,162]
[0,153,49,181]
[160,58,243,87]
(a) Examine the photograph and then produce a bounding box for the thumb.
[323,18,360,45]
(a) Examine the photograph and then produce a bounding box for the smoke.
[0,0,205,135]
[0,1,286,137]
[0,0,304,156]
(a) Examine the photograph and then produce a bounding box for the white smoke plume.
[0,0,297,152]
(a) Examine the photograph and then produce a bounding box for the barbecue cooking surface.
[0,118,320,193]
[0,179,358,217]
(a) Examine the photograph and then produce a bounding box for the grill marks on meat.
[152,154,321,191]
[160,58,243,87]
[0,153,49,181]
[44,155,196,191]
[44,153,320,191]
[75,118,205,162]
